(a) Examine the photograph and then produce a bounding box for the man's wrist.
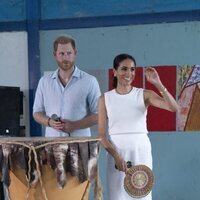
[47,117,51,127]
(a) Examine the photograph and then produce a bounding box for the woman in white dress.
[98,54,178,200]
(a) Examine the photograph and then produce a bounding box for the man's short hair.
[53,35,76,51]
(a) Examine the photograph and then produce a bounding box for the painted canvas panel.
[177,65,200,131]
[145,66,177,131]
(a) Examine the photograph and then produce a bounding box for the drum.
[0,137,101,200]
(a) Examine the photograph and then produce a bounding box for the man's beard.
[58,61,74,71]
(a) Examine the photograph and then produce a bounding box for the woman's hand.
[114,155,127,172]
[145,67,161,86]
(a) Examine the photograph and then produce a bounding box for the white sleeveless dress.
[104,88,152,200]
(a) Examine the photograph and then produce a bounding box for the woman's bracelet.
[47,117,51,127]
[160,87,167,95]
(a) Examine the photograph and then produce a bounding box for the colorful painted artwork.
[177,65,200,131]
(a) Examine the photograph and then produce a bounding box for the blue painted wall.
[2,0,197,22]
[40,22,200,70]
[1,1,200,199]
[0,0,25,21]
[1,0,200,23]
[150,133,200,200]
[40,0,200,19]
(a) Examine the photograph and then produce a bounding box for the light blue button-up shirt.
[33,66,101,137]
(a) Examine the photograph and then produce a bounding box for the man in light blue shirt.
[33,35,101,137]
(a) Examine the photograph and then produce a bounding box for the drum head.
[124,165,154,198]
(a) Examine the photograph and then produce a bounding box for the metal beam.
[26,0,42,136]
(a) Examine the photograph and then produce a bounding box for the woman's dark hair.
[112,54,136,88]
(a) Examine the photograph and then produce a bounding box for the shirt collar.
[51,66,81,79]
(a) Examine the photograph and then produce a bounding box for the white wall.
[0,32,29,135]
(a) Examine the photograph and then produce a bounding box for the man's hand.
[61,120,75,133]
